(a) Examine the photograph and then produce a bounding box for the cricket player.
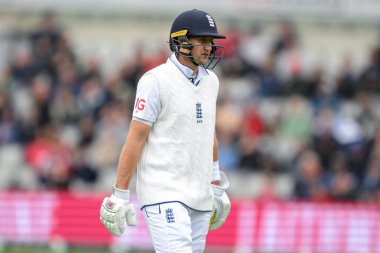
[100,9,231,253]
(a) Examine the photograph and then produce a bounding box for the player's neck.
[177,54,199,75]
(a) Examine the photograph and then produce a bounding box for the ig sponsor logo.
[135,98,146,111]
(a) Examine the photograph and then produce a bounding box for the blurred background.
[0,0,380,253]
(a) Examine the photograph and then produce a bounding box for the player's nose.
[203,44,212,53]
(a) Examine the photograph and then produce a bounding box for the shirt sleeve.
[132,73,160,125]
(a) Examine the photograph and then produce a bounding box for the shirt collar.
[169,54,208,85]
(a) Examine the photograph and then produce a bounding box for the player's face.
[189,37,213,66]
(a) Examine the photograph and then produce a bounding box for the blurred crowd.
[0,12,380,203]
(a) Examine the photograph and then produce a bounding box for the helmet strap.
[176,51,200,67]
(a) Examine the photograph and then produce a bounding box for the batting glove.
[100,185,137,236]
[209,171,231,230]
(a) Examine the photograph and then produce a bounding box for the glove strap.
[113,184,130,200]
[212,171,230,196]
[218,171,230,190]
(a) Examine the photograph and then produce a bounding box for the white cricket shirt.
[133,54,219,211]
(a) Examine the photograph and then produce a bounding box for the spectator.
[30,74,53,126]
[335,54,357,99]
[9,48,38,84]
[311,107,340,169]
[278,96,312,140]
[275,96,312,164]
[71,146,99,188]
[271,19,298,57]
[238,132,267,172]
[369,125,380,158]
[0,90,20,143]
[25,122,74,189]
[328,152,358,201]
[258,52,282,97]
[77,76,106,118]
[361,155,380,202]
[216,101,241,171]
[331,113,369,179]
[358,47,380,93]
[239,23,271,69]
[354,91,379,140]
[293,150,330,201]
[56,63,80,95]
[119,45,145,92]
[29,11,64,77]
[51,86,80,123]
[89,103,129,169]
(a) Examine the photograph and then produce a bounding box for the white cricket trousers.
[142,202,213,253]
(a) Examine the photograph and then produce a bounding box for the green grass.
[0,245,153,253]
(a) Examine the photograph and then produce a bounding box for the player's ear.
[178,36,193,51]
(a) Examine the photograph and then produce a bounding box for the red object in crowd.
[242,108,265,138]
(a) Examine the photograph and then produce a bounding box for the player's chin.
[199,56,209,65]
